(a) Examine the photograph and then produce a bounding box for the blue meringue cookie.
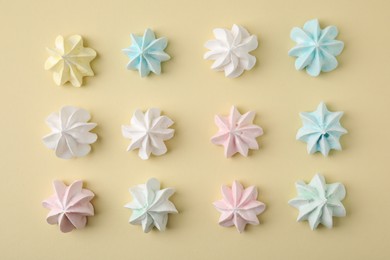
[296,102,347,156]
[123,28,171,77]
[288,19,344,77]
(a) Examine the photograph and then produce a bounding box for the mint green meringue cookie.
[289,174,346,230]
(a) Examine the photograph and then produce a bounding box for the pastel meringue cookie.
[288,174,346,230]
[296,102,347,156]
[123,28,171,77]
[122,108,174,160]
[42,180,95,233]
[213,181,266,233]
[45,35,97,86]
[211,106,263,157]
[124,178,178,233]
[42,106,98,159]
[204,24,258,78]
[288,19,344,77]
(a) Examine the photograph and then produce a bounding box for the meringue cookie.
[45,35,97,86]
[122,108,174,160]
[42,180,94,233]
[288,19,344,77]
[213,181,266,233]
[211,106,263,157]
[123,28,171,77]
[296,102,347,156]
[42,106,98,159]
[204,24,258,78]
[289,174,346,230]
[124,178,178,233]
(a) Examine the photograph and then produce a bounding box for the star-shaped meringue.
[123,28,171,77]
[213,181,266,233]
[45,35,97,86]
[211,106,263,157]
[288,19,344,77]
[289,174,346,230]
[122,108,175,160]
[296,102,347,156]
[42,106,98,159]
[204,24,258,78]
[42,180,94,233]
[124,178,178,233]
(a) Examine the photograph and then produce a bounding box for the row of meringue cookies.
[44,19,344,85]
[42,102,347,160]
[42,174,347,233]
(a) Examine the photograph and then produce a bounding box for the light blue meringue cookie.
[288,19,344,77]
[289,174,346,230]
[123,28,171,77]
[296,102,347,156]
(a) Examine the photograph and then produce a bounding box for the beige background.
[1,0,389,259]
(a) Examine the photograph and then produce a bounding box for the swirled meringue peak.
[296,102,347,156]
[211,106,263,157]
[122,108,174,160]
[45,35,97,87]
[213,180,266,233]
[204,24,258,78]
[42,106,98,159]
[124,178,178,233]
[289,174,346,230]
[288,19,344,77]
[123,29,170,77]
[42,180,95,233]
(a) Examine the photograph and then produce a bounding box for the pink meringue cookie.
[211,106,263,157]
[42,180,94,233]
[213,180,266,233]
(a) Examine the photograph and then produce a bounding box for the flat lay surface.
[0,0,389,259]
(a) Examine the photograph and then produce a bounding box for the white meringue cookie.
[204,24,258,78]
[122,108,174,160]
[42,106,98,159]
